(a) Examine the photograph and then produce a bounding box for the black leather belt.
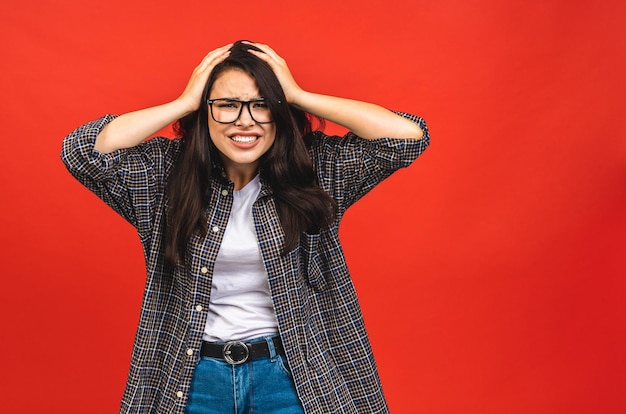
[200,337,285,365]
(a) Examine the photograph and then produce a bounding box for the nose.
[234,102,255,126]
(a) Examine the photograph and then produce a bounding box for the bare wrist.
[173,96,199,117]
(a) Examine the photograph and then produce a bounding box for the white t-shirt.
[202,175,279,342]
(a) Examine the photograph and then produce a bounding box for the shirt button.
[212,226,220,233]
[195,304,203,312]
[200,267,208,274]
[176,391,184,398]
[221,189,229,196]
[186,348,194,356]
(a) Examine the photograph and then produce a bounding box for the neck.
[225,166,258,190]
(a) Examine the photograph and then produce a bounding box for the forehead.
[210,69,261,99]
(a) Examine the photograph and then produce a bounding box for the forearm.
[94,99,192,153]
[244,43,424,141]
[94,45,234,154]
[290,90,423,140]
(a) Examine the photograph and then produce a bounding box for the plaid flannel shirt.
[61,112,429,414]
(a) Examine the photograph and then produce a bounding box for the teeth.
[231,135,258,143]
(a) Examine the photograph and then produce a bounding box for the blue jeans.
[185,336,305,414]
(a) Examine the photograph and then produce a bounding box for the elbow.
[412,125,424,140]
[94,130,113,154]
[402,123,424,140]
[393,112,426,140]
[93,118,121,154]
[60,135,77,170]
[411,116,429,142]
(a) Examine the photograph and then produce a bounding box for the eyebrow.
[209,96,264,100]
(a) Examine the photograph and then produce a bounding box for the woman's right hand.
[95,44,232,153]
[176,44,232,114]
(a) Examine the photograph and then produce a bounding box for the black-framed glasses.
[207,98,273,124]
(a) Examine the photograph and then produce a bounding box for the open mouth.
[229,135,259,144]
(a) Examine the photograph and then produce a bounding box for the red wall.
[1,0,624,412]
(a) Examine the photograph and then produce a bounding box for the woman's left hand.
[244,42,304,105]
[245,41,423,140]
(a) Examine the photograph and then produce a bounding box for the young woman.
[62,41,429,414]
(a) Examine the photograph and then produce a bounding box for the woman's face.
[208,69,276,181]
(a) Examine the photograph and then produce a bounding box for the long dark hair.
[164,41,336,265]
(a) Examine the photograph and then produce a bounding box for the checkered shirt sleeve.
[310,112,430,215]
[61,114,180,241]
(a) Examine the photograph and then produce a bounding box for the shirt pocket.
[300,232,329,292]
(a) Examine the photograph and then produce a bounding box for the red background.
[1,0,624,412]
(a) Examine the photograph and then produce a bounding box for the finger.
[206,43,233,57]
[197,45,232,71]
[244,41,284,63]
[200,44,233,63]
[246,49,275,69]
[247,48,285,72]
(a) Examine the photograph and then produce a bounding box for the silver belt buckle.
[223,341,249,365]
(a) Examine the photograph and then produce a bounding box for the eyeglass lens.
[209,99,273,124]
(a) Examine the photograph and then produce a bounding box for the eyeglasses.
[207,98,273,124]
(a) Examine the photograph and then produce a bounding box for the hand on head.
[178,41,305,117]
[242,41,304,105]
[177,43,233,113]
